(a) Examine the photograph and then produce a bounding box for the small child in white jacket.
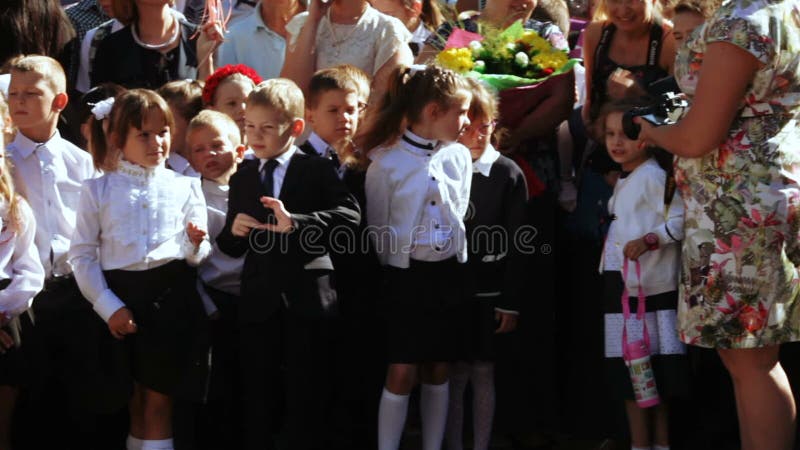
[598,101,688,450]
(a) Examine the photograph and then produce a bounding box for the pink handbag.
[622,259,660,408]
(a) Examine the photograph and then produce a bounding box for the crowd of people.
[0,0,798,449]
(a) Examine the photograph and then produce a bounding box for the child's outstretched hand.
[107,307,137,340]
[231,213,265,237]
[495,311,518,334]
[187,222,207,247]
[623,238,649,261]
[260,197,295,233]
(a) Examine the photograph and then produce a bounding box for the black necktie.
[261,159,279,198]
[328,148,340,168]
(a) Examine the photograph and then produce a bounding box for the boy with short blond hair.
[217,78,360,450]
[6,54,97,448]
[176,109,247,447]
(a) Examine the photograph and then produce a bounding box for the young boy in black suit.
[216,78,360,450]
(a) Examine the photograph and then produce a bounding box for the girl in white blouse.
[364,65,472,450]
[69,89,210,450]
[0,140,45,450]
[599,101,687,450]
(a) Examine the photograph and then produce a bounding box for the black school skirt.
[0,278,33,386]
[379,258,467,364]
[104,260,209,398]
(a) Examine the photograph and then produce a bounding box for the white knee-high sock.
[445,364,471,450]
[631,446,651,450]
[421,382,450,450]
[141,438,174,450]
[126,435,144,450]
[470,362,496,450]
[378,388,410,450]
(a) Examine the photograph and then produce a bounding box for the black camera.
[622,92,689,140]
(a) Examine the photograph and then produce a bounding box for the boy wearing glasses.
[216,78,360,450]
[298,66,364,178]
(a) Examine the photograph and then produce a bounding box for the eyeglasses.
[467,121,496,138]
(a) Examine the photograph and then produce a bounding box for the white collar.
[250,2,277,34]
[472,145,501,177]
[201,178,230,196]
[307,132,331,157]
[400,129,439,157]
[116,158,162,180]
[11,130,62,160]
[258,145,297,171]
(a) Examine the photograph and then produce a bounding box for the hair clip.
[90,97,115,121]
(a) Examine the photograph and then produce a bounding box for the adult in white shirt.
[281,0,413,100]
[216,0,305,80]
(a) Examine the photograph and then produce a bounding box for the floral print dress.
[674,0,800,348]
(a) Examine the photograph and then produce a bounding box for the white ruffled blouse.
[69,160,211,322]
[0,197,45,318]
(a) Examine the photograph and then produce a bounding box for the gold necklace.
[326,5,367,57]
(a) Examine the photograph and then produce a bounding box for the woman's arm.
[637,41,760,158]
[504,70,575,149]
[371,46,413,104]
[281,3,327,94]
[580,21,602,126]
[660,26,677,75]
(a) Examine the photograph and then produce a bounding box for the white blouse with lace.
[69,160,211,322]
[286,5,413,75]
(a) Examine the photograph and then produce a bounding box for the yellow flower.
[435,48,474,73]
[531,50,568,71]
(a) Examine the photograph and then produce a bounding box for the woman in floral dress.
[638,0,800,448]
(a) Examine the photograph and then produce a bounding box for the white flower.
[473,60,486,72]
[469,40,483,57]
[515,52,529,67]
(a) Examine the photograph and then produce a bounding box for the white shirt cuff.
[94,288,126,323]
[494,307,520,316]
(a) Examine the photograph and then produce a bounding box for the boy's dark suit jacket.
[216,150,360,323]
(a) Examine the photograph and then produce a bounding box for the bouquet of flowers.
[434,20,579,197]
[435,20,578,92]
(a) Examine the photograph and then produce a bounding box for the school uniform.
[70,160,211,398]
[7,130,101,446]
[0,198,45,386]
[365,129,472,363]
[216,145,360,450]
[600,158,688,401]
[298,132,345,178]
[173,177,245,450]
[460,146,528,361]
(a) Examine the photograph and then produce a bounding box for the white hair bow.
[90,97,115,121]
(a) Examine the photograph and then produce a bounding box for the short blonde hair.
[8,54,66,94]
[592,0,662,23]
[187,110,242,148]
[331,64,371,107]
[246,78,304,122]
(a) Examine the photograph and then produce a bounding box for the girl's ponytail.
[361,66,414,153]
[362,65,469,153]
